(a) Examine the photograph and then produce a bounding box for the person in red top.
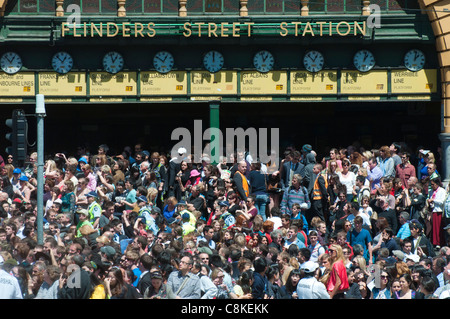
[395,152,416,189]
[326,244,349,299]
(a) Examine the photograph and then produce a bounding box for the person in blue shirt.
[290,203,309,233]
[284,225,306,250]
[397,211,411,240]
[347,216,373,264]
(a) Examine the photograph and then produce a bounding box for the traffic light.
[5,109,28,166]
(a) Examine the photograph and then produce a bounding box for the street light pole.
[35,94,46,245]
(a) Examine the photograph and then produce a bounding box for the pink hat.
[190,170,200,178]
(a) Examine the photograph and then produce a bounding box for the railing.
[0,0,422,17]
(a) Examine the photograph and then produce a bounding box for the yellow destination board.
[191,71,237,95]
[391,69,437,94]
[38,72,86,96]
[341,70,388,94]
[141,71,187,95]
[290,71,337,95]
[0,72,35,96]
[241,71,287,95]
[89,72,137,96]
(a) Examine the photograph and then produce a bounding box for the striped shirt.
[280,186,311,215]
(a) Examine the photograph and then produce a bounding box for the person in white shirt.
[296,261,330,299]
[0,268,23,299]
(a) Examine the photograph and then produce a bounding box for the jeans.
[255,194,269,221]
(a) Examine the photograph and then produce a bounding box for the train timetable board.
[240,71,287,95]
[140,71,187,95]
[391,69,437,94]
[340,70,388,94]
[0,72,35,96]
[38,72,86,96]
[89,72,137,96]
[190,71,237,95]
[290,71,338,95]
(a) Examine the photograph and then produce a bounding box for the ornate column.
[179,0,187,17]
[300,0,308,16]
[362,0,370,16]
[55,0,64,17]
[117,0,126,17]
[240,0,248,17]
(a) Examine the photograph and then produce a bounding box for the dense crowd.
[0,140,449,299]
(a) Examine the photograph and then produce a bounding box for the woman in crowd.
[326,244,349,299]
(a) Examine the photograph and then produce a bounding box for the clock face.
[253,50,274,73]
[103,51,124,74]
[153,51,174,74]
[0,52,23,75]
[404,49,425,72]
[52,51,73,74]
[353,50,375,72]
[203,50,224,73]
[303,50,324,73]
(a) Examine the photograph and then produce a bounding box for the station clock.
[203,50,224,73]
[404,49,425,72]
[0,52,23,75]
[303,50,324,73]
[353,49,375,72]
[253,50,274,73]
[153,51,174,74]
[102,51,124,74]
[51,51,74,74]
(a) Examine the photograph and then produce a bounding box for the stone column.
[240,0,248,17]
[179,0,187,17]
[55,0,64,17]
[300,0,308,16]
[362,0,370,16]
[118,0,126,17]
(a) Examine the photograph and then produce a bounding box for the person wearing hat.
[11,168,22,193]
[136,194,155,232]
[75,208,94,238]
[86,191,102,227]
[211,201,236,230]
[181,212,196,237]
[14,175,32,204]
[183,169,202,200]
[296,261,329,299]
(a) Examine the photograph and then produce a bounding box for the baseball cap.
[19,175,28,182]
[86,191,98,198]
[100,246,116,259]
[13,168,21,174]
[219,201,229,207]
[76,208,89,216]
[137,195,148,203]
[301,261,319,273]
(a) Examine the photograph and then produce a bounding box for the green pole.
[209,102,220,165]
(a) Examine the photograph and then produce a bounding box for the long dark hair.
[284,268,301,294]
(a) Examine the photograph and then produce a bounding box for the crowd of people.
[0,140,449,300]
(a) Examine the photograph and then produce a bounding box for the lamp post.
[35,94,46,245]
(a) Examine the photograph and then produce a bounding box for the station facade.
[1,0,450,179]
